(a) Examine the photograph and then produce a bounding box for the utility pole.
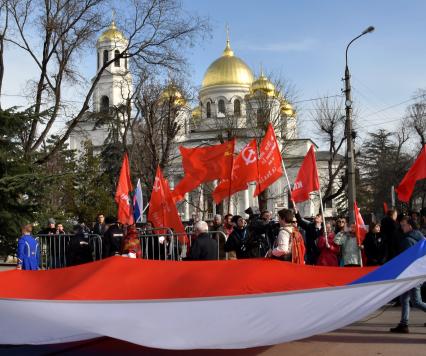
[344,26,375,223]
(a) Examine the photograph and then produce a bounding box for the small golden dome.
[98,21,126,43]
[280,98,295,117]
[192,106,201,119]
[201,38,254,89]
[250,73,276,97]
[160,85,186,106]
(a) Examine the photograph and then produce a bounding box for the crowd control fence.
[36,234,102,269]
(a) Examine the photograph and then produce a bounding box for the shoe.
[390,324,409,333]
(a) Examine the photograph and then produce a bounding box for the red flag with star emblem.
[254,124,283,196]
[148,166,186,236]
[114,153,134,225]
[213,139,259,204]
[172,139,236,202]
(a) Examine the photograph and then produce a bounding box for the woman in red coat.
[317,222,340,266]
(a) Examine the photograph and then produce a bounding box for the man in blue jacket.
[17,224,40,270]
[390,216,426,333]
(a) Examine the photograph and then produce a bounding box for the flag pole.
[142,203,150,215]
[317,188,329,245]
[281,157,297,211]
[227,139,236,214]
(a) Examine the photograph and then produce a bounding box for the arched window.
[100,96,109,113]
[97,51,100,69]
[125,56,128,70]
[114,50,120,67]
[206,102,211,118]
[103,50,108,65]
[234,99,241,117]
[218,99,225,114]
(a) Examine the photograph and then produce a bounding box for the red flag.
[383,202,388,214]
[395,145,426,202]
[254,124,283,196]
[213,139,259,204]
[291,145,320,203]
[114,153,134,225]
[354,201,367,246]
[172,139,235,202]
[148,167,186,236]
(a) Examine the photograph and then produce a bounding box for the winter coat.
[17,234,40,270]
[225,227,251,259]
[380,216,402,260]
[103,224,124,257]
[295,212,323,265]
[363,232,387,266]
[188,233,218,260]
[400,229,425,253]
[334,231,361,266]
[316,232,340,266]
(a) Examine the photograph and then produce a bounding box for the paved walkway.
[1,308,425,355]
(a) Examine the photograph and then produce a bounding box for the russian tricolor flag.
[133,178,143,223]
[0,241,425,349]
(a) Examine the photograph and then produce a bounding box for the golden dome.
[201,39,254,89]
[250,73,276,97]
[160,85,186,106]
[280,97,295,117]
[98,21,126,43]
[192,106,201,119]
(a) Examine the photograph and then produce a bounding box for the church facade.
[70,23,344,221]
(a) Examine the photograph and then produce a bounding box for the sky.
[2,0,426,147]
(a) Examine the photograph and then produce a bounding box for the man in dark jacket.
[295,212,323,265]
[103,219,124,257]
[188,221,218,260]
[381,209,402,261]
[390,217,426,333]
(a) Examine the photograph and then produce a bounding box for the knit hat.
[48,218,56,225]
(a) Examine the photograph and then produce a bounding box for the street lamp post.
[344,26,375,223]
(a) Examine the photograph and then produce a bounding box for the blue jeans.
[400,285,426,326]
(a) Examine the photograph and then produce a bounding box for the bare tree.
[4,0,208,162]
[406,90,426,148]
[311,97,347,208]
[0,0,9,108]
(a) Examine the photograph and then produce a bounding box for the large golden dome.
[98,21,126,43]
[201,39,254,89]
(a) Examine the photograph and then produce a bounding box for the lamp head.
[362,26,375,35]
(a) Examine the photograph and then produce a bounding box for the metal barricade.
[137,228,174,261]
[36,234,102,269]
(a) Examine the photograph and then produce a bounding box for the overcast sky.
[2,0,426,147]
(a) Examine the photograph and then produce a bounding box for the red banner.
[148,166,186,236]
[114,153,134,225]
[213,139,259,204]
[395,145,426,202]
[172,139,235,202]
[291,145,320,203]
[254,124,283,196]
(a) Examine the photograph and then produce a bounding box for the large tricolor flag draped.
[395,144,426,202]
[133,178,143,223]
[254,124,283,196]
[291,145,320,203]
[212,139,259,204]
[172,139,236,202]
[148,166,186,235]
[114,153,134,225]
[1,242,426,349]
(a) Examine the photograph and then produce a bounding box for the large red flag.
[148,167,186,236]
[291,145,320,203]
[254,124,283,196]
[213,139,259,204]
[395,145,426,202]
[115,153,134,225]
[354,201,368,246]
[172,139,235,202]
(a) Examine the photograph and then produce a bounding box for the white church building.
[70,22,344,221]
